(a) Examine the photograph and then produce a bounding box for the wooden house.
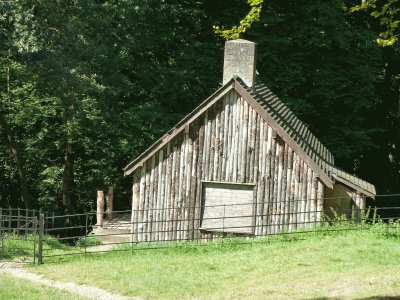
[123,39,376,242]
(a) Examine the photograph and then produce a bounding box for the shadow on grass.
[308,297,400,300]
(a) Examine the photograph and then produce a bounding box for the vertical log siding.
[132,90,325,241]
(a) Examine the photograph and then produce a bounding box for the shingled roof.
[245,78,376,197]
[246,79,334,169]
[124,77,376,197]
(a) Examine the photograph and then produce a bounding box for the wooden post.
[132,173,140,242]
[25,209,29,236]
[39,208,43,231]
[17,208,20,234]
[33,215,36,264]
[52,212,55,229]
[85,213,88,255]
[106,187,114,221]
[38,213,44,265]
[361,194,366,223]
[8,207,11,233]
[0,208,3,258]
[96,191,104,227]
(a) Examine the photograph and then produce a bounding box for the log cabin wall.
[131,90,325,242]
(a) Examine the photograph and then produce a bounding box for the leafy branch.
[352,0,399,46]
[213,0,264,40]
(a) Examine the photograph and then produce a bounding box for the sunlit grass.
[0,273,88,300]
[30,222,400,299]
[0,233,86,262]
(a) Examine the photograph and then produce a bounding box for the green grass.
[29,222,400,299]
[75,233,102,247]
[0,233,86,262]
[0,273,88,300]
[0,233,37,262]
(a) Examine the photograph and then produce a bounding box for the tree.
[0,0,398,212]
[352,0,400,46]
[350,1,400,194]
[0,4,31,208]
[0,0,222,211]
[210,0,390,190]
[214,0,264,40]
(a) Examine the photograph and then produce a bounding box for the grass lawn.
[0,273,88,300]
[29,224,400,299]
[0,233,87,262]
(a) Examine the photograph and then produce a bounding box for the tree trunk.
[380,47,400,194]
[0,106,31,208]
[62,143,75,214]
[0,54,30,208]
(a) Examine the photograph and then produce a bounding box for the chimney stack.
[223,39,256,88]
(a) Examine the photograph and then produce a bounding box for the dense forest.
[0,0,399,213]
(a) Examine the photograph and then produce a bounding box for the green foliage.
[0,233,68,260]
[0,0,221,211]
[113,219,400,255]
[75,233,102,247]
[43,235,68,250]
[0,233,36,259]
[214,0,264,40]
[0,0,399,211]
[251,0,384,170]
[352,0,400,46]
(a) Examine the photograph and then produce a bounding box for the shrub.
[75,233,102,247]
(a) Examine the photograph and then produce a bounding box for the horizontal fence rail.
[0,194,400,265]
[0,208,38,264]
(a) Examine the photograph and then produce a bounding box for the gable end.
[122,78,378,196]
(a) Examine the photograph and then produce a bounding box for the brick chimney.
[222,39,256,88]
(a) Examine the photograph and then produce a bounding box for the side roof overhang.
[124,78,376,196]
[328,165,376,198]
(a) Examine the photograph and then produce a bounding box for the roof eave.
[333,176,376,198]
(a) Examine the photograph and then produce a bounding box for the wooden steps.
[92,213,132,245]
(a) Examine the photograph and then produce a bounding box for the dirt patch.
[0,261,27,269]
[86,243,114,253]
[0,266,141,300]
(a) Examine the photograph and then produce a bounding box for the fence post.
[96,191,104,227]
[107,187,113,221]
[25,209,29,237]
[0,208,3,259]
[39,208,45,231]
[361,194,366,224]
[38,213,44,265]
[33,216,37,264]
[17,208,21,234]
[8,207,11,233]
[84,213,88,255]
[222,204,226,243]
